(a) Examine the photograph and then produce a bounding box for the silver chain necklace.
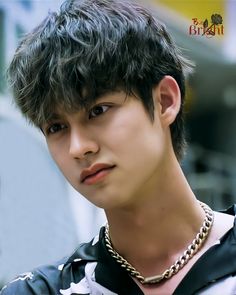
[104,201,214,284]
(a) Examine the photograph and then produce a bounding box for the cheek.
[104,110,164,167]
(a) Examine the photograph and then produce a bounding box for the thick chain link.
[104,201,214,284]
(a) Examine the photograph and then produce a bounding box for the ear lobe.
[153,75,181,127]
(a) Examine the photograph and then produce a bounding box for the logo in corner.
[189,14,224,38]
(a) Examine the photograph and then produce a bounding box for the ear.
[153,76,181,127]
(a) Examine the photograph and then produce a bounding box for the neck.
[104,160,206,277]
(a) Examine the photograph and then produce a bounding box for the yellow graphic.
[153,0,225,39]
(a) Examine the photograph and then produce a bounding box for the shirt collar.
[174,204,236,294]
[62,205,236,295]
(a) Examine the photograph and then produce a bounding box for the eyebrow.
[40,90,126,129]
[47,113,62,121]
[39,113,63,132]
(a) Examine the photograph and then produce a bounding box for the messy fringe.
[7,0,193,160]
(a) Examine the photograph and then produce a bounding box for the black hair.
[7,0,193,160]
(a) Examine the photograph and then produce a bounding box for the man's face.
[43,90,169,210]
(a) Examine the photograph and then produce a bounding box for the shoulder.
[0,257,69,295]
[212,204,236,241]
[175,205,236,294]
[213,211,235,237]
[195,275,236,294]
[0,232,103,295]
[201,203,236,245]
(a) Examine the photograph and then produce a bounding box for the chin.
[87,192,127,210]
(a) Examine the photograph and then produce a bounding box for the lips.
[80,163,115,184]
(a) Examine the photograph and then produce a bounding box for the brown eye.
[47,123,67,134]
[89,105,109,119]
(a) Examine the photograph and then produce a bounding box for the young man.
[1,0,236,294]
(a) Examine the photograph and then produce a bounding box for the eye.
[89,105,110,119]
[46,123,67,135]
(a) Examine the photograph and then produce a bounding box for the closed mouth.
[80,164,116,184]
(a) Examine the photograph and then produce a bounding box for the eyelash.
[88,105,110,119]
[46,123,67,135]
[45,105,110,135]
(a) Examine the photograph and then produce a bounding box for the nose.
[69,127,99,159]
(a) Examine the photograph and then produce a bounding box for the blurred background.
[0,0,236,287]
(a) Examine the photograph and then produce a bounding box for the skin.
[43,76,234,294]
[43,76,179,209]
